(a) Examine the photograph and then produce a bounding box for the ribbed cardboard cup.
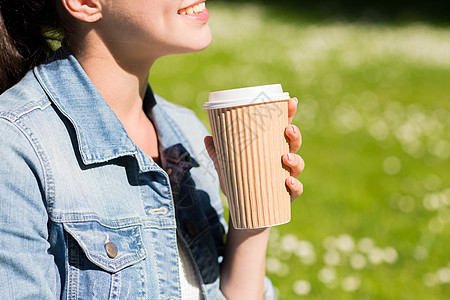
[204,84,291,229]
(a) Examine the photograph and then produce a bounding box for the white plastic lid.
[204,84,290,109]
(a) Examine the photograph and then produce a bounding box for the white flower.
[324,251,341,266]
[292,280,312,296]
[318,267,336,284]
[342,276,361,292]
[423,193,441,211]
[280,234,299,253]
[296,240,316,265]
[413,245,429,261]
[350,253,368,270]
[437,267,450,283]
[383,247,399,264]
[358,237,375,253]
[423,273,438,287]
[323,236,337,251]
[336,234,355,253]
[383,156,401,175]
[266,257,289,277]
[368,248,384,265]
[266,257,282,274]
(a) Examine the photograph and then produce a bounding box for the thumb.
[204,136,220,173]
[204,136,227,196]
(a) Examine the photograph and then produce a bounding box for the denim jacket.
[0,49,237,299]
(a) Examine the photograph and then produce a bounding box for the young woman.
[0,0,305,299]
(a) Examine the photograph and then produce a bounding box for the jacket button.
[105,242,118,258]
[186,221,197,236]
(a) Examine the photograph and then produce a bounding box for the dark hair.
[0,0,67,94]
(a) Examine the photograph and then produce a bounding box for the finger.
[285,124,302,153]
[204,136,219,172]
[286,176,303,202]
[204,136,228,196]
[288,97,298,124]
[282,153,305,177]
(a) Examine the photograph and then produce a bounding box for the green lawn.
[149,3,450,299]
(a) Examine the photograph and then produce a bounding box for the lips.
[177,1,206,15]
[177,1,209,23]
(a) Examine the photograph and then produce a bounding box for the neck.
[69,28,161,162]
[72,33,156,124]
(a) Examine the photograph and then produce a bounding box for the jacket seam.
[0,115,55,213]
[64,226,146,272]
[2,95,49,121]
[50,213,176,229]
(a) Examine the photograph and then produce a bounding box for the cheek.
[99,2,211,55]
[132,7,180,40]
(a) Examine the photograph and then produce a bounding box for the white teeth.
[178,2,206,15]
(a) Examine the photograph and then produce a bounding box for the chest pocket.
[63,220,147,273]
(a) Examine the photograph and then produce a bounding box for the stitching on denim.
[135,154,146,216]
[147,207,168,215]
[164,169,176,224]
[64,224,147,272]
[53,214,142,227]
[109,272,121,299]
[68,234,80,300]
[148,229,162,297]
[3,95,48,121]
[35,65,139,164]
[33,69,87,159]
[82,245,145,272]
[177,231,208,299]
[52,213,176,229]
[84,150,138,165]
[3,117,56,213]
[173,231,182,299]
[138,263,146,299]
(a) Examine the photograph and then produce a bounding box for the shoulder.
[0,70,49,160]
[154,95,204,126]
[154,94,210,146]
[0,70,54,198]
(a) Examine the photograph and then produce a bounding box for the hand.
[204,97,305,201]
[283,97,305,201]
[204,135,228,196]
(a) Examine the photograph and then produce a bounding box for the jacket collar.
[34,48,193,166]
[146,94,194,156]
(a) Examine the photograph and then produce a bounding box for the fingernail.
[290,177,295,185]
[293,97,298,103]
[287,153,292,162]
[291,125,297,134]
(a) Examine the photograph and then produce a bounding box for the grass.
[149,3,450,299]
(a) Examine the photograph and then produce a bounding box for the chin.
[174,27,212,54]
[185,39,211,53]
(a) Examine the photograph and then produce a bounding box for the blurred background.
[149,1,450,298]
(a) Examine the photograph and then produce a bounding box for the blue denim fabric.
[0,49,275,299]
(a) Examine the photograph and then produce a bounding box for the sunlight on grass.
[149,2,450,299]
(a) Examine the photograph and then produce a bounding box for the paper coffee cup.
[204,84,291,229]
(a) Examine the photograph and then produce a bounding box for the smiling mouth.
[177,2,206,15]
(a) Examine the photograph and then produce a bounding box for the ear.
[60,0,103,23]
